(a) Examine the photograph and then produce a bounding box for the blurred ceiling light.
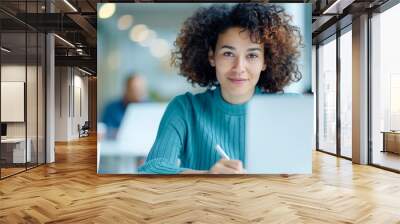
[150,39,170,58]
[118,15,134,30]
[63,0,78,12]
[139,29,157,47]
[129,24,149,43]
[1,47,11,53]
[54,34,75,48]
[98,3,116,19]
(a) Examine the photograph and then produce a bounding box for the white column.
[45,1,55,163]
[46,32,55,163]
[352,14,369,164]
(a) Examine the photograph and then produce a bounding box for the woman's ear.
[208,48,215,67]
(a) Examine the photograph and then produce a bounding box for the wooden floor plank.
[0,135,399,223]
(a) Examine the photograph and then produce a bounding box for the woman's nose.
[232,57,246,74]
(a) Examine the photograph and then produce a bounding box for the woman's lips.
[228,78,248,85]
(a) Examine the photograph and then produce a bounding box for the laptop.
[245,94,314,174]
[117,102,168,155]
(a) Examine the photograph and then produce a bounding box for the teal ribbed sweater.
[138,87,247,174]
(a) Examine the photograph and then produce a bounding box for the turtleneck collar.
[212,86,248,116]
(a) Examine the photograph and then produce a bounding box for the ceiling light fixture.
[63,0,78,12]
[78,67,92,76]
[322,0,354,15]
[1,47,11,53]
[54,34,75,48]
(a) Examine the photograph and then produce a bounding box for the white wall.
[72,73,89,138]
[55,67,89,141]
[55,66,69,141]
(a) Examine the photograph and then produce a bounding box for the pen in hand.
[211,144,245,174]
[215,144,230,160]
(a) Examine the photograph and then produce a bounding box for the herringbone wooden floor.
[1,135,400,224]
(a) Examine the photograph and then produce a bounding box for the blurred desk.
[381,131,400,154]
[1,138,32,163]
[97,103,166,174]
[97,140,148,174]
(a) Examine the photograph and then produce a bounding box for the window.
[371,2,400,171]
[339,28,352,158]
[317,36,337,154]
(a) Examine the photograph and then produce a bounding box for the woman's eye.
[248,54,259,59]
[223,52,234,57]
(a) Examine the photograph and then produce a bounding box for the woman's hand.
[209,159,245,174]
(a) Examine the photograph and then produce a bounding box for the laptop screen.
[246,94,314,174]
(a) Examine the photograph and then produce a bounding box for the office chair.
[79,121,90,138]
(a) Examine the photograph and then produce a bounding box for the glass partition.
[0,1,46,179]
[27,30,38,169]
[339,28,352,158]
[317,35,337,155]
[1,30,28,178]
[38,32,45,165]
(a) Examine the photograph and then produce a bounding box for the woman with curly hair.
[139,3,302,174]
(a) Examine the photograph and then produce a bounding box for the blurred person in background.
[101,74,148,139]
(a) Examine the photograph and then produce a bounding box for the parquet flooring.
[0,135,400,223]
[1,167,25,178]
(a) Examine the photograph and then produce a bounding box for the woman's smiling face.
[209,27,266,104]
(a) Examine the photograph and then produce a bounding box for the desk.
[97,140,148,174]
[381,131,400,154]
[1,138,31,163]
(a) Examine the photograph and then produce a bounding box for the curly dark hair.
[171,3,302,93]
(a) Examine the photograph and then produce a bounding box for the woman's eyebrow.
[219,45,262,52]
[220,45,236,50]
[247,47,262,52]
